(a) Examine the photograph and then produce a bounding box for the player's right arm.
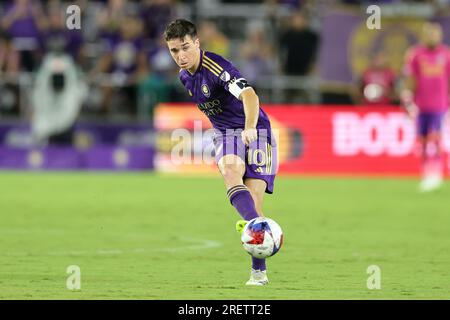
[400,48,418,118]
[401,75,416,117]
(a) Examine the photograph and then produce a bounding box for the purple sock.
[227,185,259,221]
[227,185,266,271]
[252,257,266,271]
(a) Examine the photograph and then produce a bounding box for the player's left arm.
[215,58,260,145]
[240,88,260,146]
[206,52,262,144]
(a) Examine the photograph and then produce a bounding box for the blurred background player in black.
[279,10,320,102]
[1,0,47,72]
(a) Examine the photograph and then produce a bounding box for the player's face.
[373,53,387,68]
[422,23,443,48]
[167,35,200,72]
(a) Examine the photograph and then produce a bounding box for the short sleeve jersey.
[179,50,272,132]
[404,44,450,112]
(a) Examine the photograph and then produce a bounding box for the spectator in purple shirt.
[91,14,148,114]
[43,2,84,65]
[97,0,128,41]
[1,0,48,71]
[0,28,19,74]
[141,0,176,41]
[0,28,21,115]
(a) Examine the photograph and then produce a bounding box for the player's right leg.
[218,154,246,189]
[214,130,262,222]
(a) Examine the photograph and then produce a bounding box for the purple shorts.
[417,112,446,137]
[213,128,278,194]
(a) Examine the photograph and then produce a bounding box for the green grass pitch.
[0,172,449,299]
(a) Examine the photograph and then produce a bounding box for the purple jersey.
[179,50,272,132]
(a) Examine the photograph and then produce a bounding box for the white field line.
[4,237,222,257]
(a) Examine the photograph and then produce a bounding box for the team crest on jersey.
[201,84,210,97]
[220,71,231,82]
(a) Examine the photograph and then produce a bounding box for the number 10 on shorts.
[247,143,274,174]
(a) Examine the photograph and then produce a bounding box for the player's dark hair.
[164,19,197,42]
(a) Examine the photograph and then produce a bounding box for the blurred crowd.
[0,0,180,118]
[0,0,326,119]
[0,0,448,121]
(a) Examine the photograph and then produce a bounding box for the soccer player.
[164,19,278,285]
[402,22,450,192]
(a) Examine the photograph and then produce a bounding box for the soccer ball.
[241,217,283,259]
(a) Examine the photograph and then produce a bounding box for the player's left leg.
[419,112,445,192]
[244,178,266,217]
[424,131,443,188]
[243,177,269,285]
[241,131,277,285]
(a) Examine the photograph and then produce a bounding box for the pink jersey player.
[402,23,450,192]
[404,44,450,113]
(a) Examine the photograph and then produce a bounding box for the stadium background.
[1,0,450,300]
[0,0,449,175]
